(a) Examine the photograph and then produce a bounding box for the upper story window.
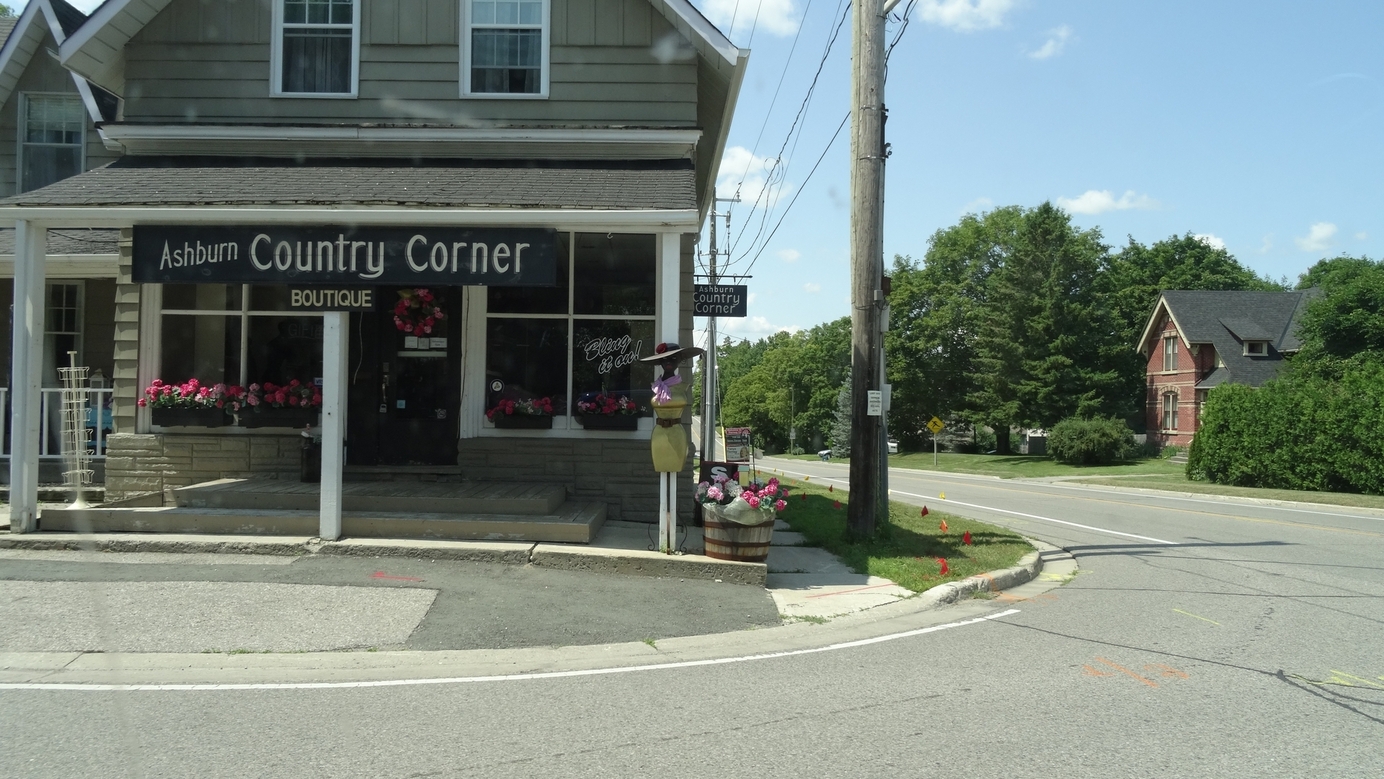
[463,0,549,98]
[19,94,85,193]
[274,0,360,97]
[1162,335,1178,372]
[1243,340,1267,356]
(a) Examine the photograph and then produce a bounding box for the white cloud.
[747,292,758,304]
[803,282,821,293]
[1056,189,1160,215]
[1356,231,1368,241]
[1295,222,1337,252]
[1193,234,1226,251]
[721,316,800,342]
[717,146,789,210]
[1029,25,1072,60]
[778,248,801,263]
[919,0,1016,32]
[699,0,800,38]
[1259,234,1274,253]
[961,197,993,214]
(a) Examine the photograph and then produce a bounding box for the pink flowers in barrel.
[393,288,445,337]
[247,380,322,409]
[695,473,789,524]
[138,378,247,413]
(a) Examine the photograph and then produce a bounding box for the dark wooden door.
[346,287,461,466]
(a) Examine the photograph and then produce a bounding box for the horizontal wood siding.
[124,0,697,126]
[0,28,107,196]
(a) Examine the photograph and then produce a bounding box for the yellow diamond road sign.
[927,417,945,434]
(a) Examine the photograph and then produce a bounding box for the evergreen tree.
[829,385,851,458]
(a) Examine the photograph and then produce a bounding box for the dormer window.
[273,0,360,97]
[1244,341,1268,356]
[463,0,550,98]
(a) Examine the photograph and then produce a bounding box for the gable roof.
[0,0,117,128]
[1138,289,1322,388]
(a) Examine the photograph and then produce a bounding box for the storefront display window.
[159,284,323,410]
[487,232,656,423]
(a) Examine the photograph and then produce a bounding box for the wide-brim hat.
[639,342,705,363]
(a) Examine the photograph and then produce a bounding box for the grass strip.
[769,474,1033,593]
[1068,475,1384,511]
[774,452,1184,479]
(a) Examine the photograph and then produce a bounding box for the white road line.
[1043,482,1384,522]
[0,610,1021,693]
[888,490,1175,545]
[766,464,1175,545]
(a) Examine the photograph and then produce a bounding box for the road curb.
[529,545,767,586]
[911,548,1044,608]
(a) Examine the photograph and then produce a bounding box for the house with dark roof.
[0,0,749,551]
[1136,289,1319,446]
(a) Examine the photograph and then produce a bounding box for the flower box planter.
[575,414,640,431]
[491,415,553,430]
[151,408,228,428]
[240,408,319,429]
[702,507,776,562]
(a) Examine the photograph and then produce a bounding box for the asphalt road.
[4,460,1383,778]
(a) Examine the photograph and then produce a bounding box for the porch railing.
[0,387,114,459]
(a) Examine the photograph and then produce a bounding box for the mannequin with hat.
[640,342,705,551]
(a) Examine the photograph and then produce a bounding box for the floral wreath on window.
[394,288,445,337]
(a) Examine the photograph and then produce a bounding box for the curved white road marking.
[0,610,1021,692]
[889,491,1173,545]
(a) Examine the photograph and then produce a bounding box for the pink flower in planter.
[137,398,147,407]
[289,396,300,407]
[247,395,260,407]
[745,495,760,509]
[289,379,300,388]
[706,486,723,501]
[774,500,787,512]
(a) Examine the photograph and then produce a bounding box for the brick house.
[1136,289,1319,447]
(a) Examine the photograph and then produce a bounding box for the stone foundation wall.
[455,437,691,524]
[104,432,303,502]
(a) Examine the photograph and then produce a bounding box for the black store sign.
[132,226,557,286]
[693,284,748,317]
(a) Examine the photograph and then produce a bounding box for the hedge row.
[1048,417,1134,465]
[1187,363,1384,494]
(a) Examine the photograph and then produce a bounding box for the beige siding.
[123,0,698,127]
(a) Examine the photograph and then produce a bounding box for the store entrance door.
[347,287,461,466]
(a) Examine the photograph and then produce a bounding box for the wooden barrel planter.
[702,515,775,562]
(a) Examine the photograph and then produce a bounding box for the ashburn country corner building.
[0,0,747,535]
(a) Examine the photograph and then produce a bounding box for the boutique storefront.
[2,167,700,540]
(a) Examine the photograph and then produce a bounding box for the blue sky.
[691,0,1384,343]
[60,0,1383,345]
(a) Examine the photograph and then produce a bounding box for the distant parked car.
[887,439,899,454]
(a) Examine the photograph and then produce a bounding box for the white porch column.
[319,312,349,540]
[656,232,682,552]
[8,222,45,533]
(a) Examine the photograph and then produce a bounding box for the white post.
[657,232,682,552]
[9,222,45,533]
[319,312,348,541]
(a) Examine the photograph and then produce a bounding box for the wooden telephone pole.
[847,0,887,537]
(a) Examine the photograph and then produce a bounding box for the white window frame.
[270,0,361,99]
[461,0,551,100]
[17,92,86,194]
[1243,340,1267,356]
[1162,335,1178,372]
[1162,392,1178,431]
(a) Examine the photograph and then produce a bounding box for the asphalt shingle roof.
[0,227,119,255]
[0,16,17,47]
[1160,289,1321,388]
[0,158,698,211]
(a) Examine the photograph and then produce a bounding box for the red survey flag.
[920,506,929,517]
[963,530,973,545]
[939,519,949,533]
[833,500,841,509]
[937,558,949,575]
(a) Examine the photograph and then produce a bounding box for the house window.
[486,233,656,424]
[463,0,549,97]
[1244,341,1267,356]
[274,0,359,96]
[19,94,85,192]
[1162,335,1178,372]
[1162,392,1178,431]
[43,282,84,386]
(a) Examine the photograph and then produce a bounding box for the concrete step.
[171,478,566,515]
[38,500,608,544]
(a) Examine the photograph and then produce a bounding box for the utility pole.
[700,191,739,464]
[847,0,886,537]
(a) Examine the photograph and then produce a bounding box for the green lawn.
[775,451,1185,479]
[774,477,1033,593]
[1068,474,1384,511]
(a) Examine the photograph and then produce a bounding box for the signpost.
[693,284,748,318]
[724,427,752,463]
[927,416,945,467]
